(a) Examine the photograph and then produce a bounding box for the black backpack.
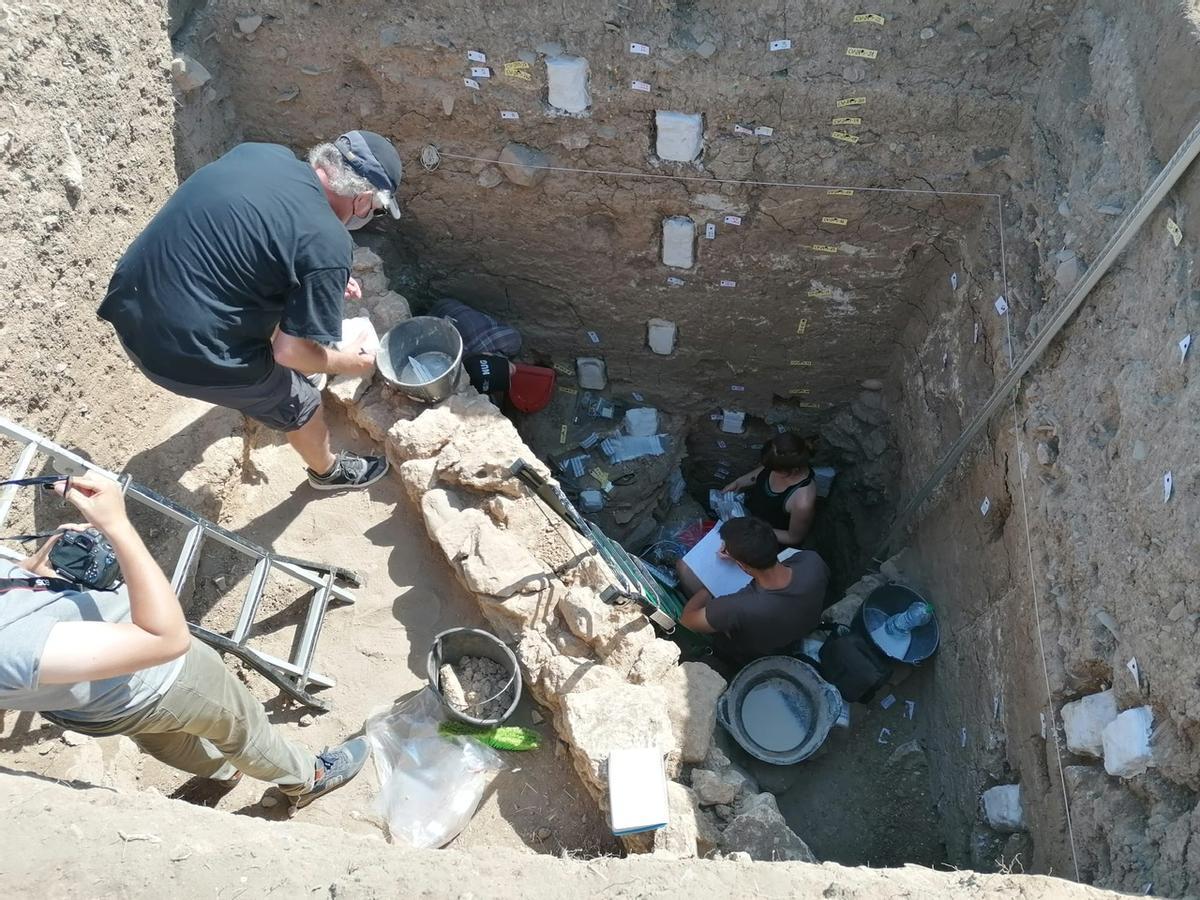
[814,623,893,704]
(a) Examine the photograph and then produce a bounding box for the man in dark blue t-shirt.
[99,131,403,491]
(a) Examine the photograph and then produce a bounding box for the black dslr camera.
[48,528,121,591]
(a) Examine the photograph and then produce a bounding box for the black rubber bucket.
[853,583,941,664]
[426,627,521,727]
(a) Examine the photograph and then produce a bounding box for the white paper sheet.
[682,525,799,597]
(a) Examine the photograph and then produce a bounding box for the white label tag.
[1168,217,1184,246]
[632,392,644,402]
[666,276,685,286]
[1127,656,1140,687]
[973,321,981,344]
[467,50,487,63]
[463,78,480,90]
[720,279,737,288]
[995,295,1009,315]
[1040,712,1047,738]
[470,66,491,78]
[500,110,519,120]
[754,125,774,136]
[1164,471,1173,503]
[960,727,968,748]
[630,80,651,92]
[877,727,892,745]
[629,42,650,55]
[724,215,742,226]
[586,331,600,344]
[716,440,727,449]
[769,39,792,51]
[705,223,717,240]
[733,124,753,136]
[710,413,723,421]
[730,384,745,392]
[950,272,958,290]
[879,693,896,710]
[1180,334,1192,363]
[980,496,991,516]
[904,700,915,720]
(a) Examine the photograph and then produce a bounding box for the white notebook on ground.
[607,747,669,835]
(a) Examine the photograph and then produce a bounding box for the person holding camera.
[0,473,369,809]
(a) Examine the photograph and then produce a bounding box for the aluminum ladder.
[0,415,359,710]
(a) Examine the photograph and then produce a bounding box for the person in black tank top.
[723,433,817,547]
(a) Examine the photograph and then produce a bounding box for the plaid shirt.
[430,299,521,356]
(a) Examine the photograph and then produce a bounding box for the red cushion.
[508,363,556,413]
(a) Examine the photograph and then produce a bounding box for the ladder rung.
[230,557,270,644]
[170,524,205,597]
[0,441,38,531]
[294,571,335,687]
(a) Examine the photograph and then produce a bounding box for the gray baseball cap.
[334,130,403,218]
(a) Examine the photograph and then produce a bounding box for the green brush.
[439,720,541,751]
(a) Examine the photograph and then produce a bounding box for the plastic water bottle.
[884,601,933,636]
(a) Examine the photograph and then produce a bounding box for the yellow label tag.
[852,13,886,24]
[831,131,860,143]
[559,386,578,395]
[827,188,854,196]
[796,319,809,335]
[846,47,878,59]
[789,360,813,367]
[1167,217,1184,246]
[832,116,862,126]
[503,61,533,80]
[554,362,573,376]
[589,467,610,487]
[821,216,848,226]
[812,244,839,253]
[559,425,568,444]
[807,289,833,298]
[789,388,811,396]
[836,97,866,108]
[796,401,822,409]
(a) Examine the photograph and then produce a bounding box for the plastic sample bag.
[709,489,746,521]
[365,687,503,849]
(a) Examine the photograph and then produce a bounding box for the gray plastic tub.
[377,316,464,403]
[426,627,521,727]
[716,656,843,765]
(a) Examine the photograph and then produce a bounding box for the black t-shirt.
[99,143,352,387]
[704,551,829,661]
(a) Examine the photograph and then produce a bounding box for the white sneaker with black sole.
[307,450,389,491]
[305,372,328,392]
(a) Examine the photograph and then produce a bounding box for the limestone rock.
[458,524,548,598]
[476,587,556,642]
[628,639,681,685]
[690,767,750,806]
[397,457,439,505]
[650,782,702,859]
[1061,689,1118,758]
[171,54,212,93]
[236,14,262,34]
[559,682,676,790]
[435,426,531,499]
[351,246,388,297]
[1102,706,1154,777]
[387,405,462,461]
[557,586,645,649]
[596,617,657,677]
[420,488,488,562]
[545,55,590,114]
[497,143,548,187]
[362,290,411,332]
[1055,254,1081,290]
[477,167,502,188]
[661,662,726,763]
[981,784,1025,833]
[325,374,371,409]
[720,793,816,862]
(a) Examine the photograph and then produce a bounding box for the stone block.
[352,392,410,444]
[557,586,644,649]
[386,404,461,461]
[351,246,388,297]
[397,457,439,505]
[497,143,548,187]
[661,662,726,763]
[647,319,677,355]
[690,767,750,806]
[981,784,1025,832]
[720,792,816,862]
[1062,689,1118,758]
[575,357,607,390]
[656,111,704,162]
[436,426,531,499]
[545,55,590,113]
[1102,706,1154,777]
[171,54,211,92]
[560,682,676,790]
[596,617,657,677]
[651,782,702,859]
[458,523,549,598]
[363,290,411,333]
[420,488,488,562]
[662,217,695,269]
[324,374,370,409]
[1055,253,1081,290]
[628,639,681,685]
[476,588,557,642]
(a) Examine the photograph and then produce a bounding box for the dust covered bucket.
[426,627,521,727]
[377,316,464,403]
[717,656,843,765]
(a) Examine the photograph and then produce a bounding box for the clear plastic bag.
[364,687,503,849]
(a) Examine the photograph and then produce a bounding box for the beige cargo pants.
[107,641,315,795]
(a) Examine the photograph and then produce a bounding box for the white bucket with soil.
[426,627,522,726]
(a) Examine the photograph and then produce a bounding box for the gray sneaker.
[292,737,371,810]
[307,451,389,491]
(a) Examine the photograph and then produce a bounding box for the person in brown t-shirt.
[680,516,830,669]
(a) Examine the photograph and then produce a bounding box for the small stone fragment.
[981,784,1025,833]
[171,54,212,93]
[534,826,552,841]
[299,714,315,727]
[259,794,279,808]
[379,25,402,47]
[920,27,936,39]
[497,143,549,187]
[61,730,91,747]
[236,14,262,34]
[696,39,717,58]
[477,167,502,188]
[530,709,545,724]
[1035,441,1056,466]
